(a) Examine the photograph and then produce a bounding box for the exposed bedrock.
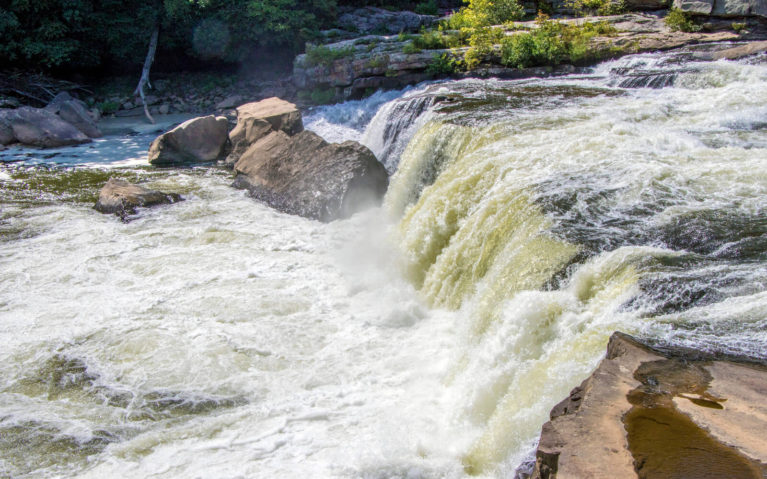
[529,332,767,479]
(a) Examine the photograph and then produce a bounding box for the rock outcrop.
[0,107,90,147]
[148,115,229,165]
[94,178,183,219]
[232,129,389,222]
[45,92,102,138]
[337,7,436,35]
[529,332,767,479]
[294,13,755,101]
[674,0,767,16]
[225,97,303,166]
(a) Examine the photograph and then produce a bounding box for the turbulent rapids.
[1,48,767,478]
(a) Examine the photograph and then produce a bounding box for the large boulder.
[226,97,303,166]
[529,332,767,479]
[0,107,90,148]
[94,178,183,219]
[45,92,102,138]
[232,130,389,222]
[148,115,229,166]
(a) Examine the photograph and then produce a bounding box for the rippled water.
[1,49,766,478]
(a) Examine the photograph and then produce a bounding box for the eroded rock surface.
[529,332,767,479]
[225,97,303,166]
[94,178,183,219]
[337,7,436,35]
[148,115,229,165]
[232,129,388,221]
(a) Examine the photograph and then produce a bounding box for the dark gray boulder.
[232,130,389,222]
[0,107,90,148]
[45,92,102,138]
[94,178,183,219]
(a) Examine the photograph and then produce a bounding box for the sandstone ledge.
[529,332,767,479]
[294,13,767,102]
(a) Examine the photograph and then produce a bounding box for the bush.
[443,0,524,29]
[310,87,337,104]
[412,30,463,49]
[426,52,465,75]
[415,0,439,15]
[500,16,617,68]
[403,42,423,54]
[665,8,701,32]
[566,0,625,16]
[304,44,356,67]
[465,26,505,69]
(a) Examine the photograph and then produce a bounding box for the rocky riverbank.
[294,11,767,101]
[526,332,767,478]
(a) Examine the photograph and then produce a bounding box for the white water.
[1,50,766,478]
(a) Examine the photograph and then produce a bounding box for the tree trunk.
[134,25,160,124]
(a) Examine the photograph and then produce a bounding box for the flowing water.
[1,48,766,478]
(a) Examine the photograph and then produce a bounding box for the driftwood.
[0,72,92,107]
[134,25,160,124]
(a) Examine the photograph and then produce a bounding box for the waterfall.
[1,50,766,478]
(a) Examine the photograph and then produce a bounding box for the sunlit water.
[1,49,766,478]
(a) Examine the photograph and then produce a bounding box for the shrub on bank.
[665,8,701,32]
[500,15,617,68]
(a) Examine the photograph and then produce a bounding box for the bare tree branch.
[134,25,160,124]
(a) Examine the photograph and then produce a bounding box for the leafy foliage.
[304,44,356,67]
[426,52,465,75]
[566,0,625,16]
[445,0,524,28]
[0,0,338,72]
[500,15,617,68]
[664,8,700,32]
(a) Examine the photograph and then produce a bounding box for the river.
[1,48,766,478]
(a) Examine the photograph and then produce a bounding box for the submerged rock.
[94,178,183,219]
[45,92,102,138]
[232,129,389,222]
[0,107,90,148]
[225,97,303,166]
[529,332,767,479]
[148,115,229,166]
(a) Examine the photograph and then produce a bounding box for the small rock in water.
[94,178,183,219]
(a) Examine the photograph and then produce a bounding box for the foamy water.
[1,49,766,478]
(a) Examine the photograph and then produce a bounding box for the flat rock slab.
[530,332,767,479]
[94,178,183,219]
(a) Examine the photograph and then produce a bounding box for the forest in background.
[0,0,462,76]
